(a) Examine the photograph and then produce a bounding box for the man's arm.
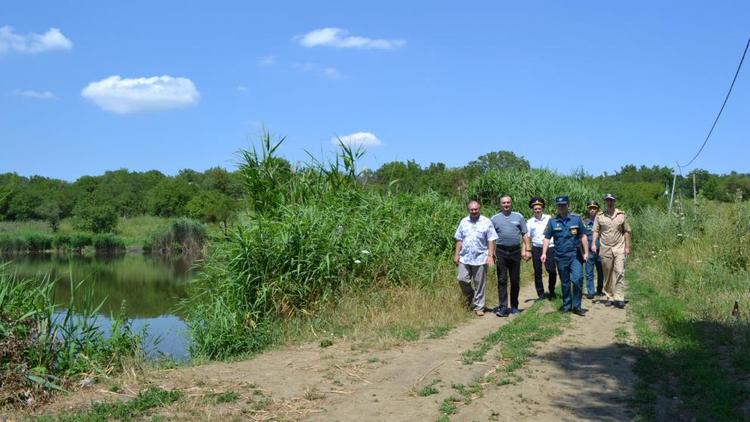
[591,217,600,254]
[581,234,589,262]
[487,240,495,266]
[541,238,549,263]
[454,240,462,266]
[522,234,531,261]
[624,232,631,257]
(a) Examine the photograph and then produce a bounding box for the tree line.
[2,151,748,233]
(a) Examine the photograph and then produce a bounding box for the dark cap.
[604,193,616,201]
[529,196,545,208]
[555,195,569,205]
[587,200,600,209]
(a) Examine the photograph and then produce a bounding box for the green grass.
[461,301,568,366]
[0,265,146,407]
[35,387,182,421]
[628,200,750,421]
[417,379,441,397]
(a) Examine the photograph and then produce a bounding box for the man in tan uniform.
[591,193,631,309]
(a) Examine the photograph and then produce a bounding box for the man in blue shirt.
[490,195,531,317]
[584,200,604,299]
[541,196,589,316]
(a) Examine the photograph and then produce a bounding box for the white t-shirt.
[527,214,554,248]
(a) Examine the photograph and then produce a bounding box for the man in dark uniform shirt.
[541,196,589,316]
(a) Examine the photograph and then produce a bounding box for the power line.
[677,37,750,170]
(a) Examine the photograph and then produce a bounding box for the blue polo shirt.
[544,213,586,258]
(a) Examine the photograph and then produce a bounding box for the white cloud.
[0,26,72,54]
[237,85,249,92]
[297,28,405,50]
[333,132,383,147]
[322,67,342,79]
[293,62,343,79]
[81,75,200,114]
[13,89,57,100]
[257,55,276,66]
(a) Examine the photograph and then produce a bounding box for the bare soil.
[27,281,637,421]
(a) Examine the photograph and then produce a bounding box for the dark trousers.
[531,246,557,297]
[496,247,521,309]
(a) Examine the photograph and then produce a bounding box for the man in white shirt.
[454,200,498,316]
[526,197,557,300]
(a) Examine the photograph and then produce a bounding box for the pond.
[1,254,196,361]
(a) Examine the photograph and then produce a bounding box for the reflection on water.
[1,253,197,360]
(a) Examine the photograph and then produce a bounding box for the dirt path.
[37,281,637,421]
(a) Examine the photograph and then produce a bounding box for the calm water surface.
[2,254,197,360]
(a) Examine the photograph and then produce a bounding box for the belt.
[497,244,521,252]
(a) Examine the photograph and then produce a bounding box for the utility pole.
[669,172,677,213]
[693,173,697,203]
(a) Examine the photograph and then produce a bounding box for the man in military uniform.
[541,196,589,316]
[584,200,604,299]
[526,196,557,300]
[591,193,631,309]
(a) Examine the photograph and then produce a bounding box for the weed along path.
[34,281,637,421]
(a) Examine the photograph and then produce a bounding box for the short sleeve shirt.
[527,214,554,248]
[454,215,498,266]
[490,211,528,247]
[544,213,586,258]
[593,209,631,250]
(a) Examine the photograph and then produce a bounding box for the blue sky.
[1,1,749,181]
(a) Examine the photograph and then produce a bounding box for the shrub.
[25,232,54,253]
[468,168,602,217]
[52,234,72,251]
[92,233,126,254]
[143,218,207,256]
[70,233,93,253]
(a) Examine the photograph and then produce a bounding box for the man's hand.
[522,250,531,262]
[625,246,630,257]
[590,244,597,254]
[541,253,547,264]
[487,255,495,266]
[582,252,589,263]
[454,254,460,266]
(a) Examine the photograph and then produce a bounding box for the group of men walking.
[453,194,631,317]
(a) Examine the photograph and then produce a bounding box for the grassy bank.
[0,265,146,409]
[628,200,750,420]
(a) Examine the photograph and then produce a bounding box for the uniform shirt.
[454,215,498,266]
[527,214,554,248]
[544,213,586,258]
[593,209,631,251]
[584,218,601,251]
[490,211,528,247]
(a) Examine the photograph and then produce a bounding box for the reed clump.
[143,218,207,256]
[185,134,462,359]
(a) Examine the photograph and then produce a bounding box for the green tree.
[72,198,119,233]
[466,151,531,174]
[187,191,239,233]
[36,200,62,232]
[146,178,198,217]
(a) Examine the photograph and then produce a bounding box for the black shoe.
[614,301,625,309]
[595,291,605,297]
[537,295,546,301]
[495,307,509,317]
[572,308,586,316]
[586,294,595,300]
[509,307,522,315]
[547,291,557,299]
[580,307,589,313]
[604,300,613,307]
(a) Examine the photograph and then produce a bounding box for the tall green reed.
[185,133,462,359]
